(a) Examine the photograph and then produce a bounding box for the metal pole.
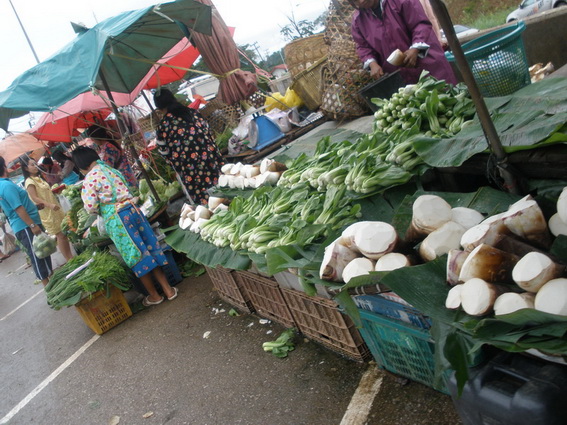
[98,71,161,203]
[428,0,522,195]
[8,0,40,64]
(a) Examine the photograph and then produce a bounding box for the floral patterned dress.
[81,161,167,278]
[156,111,224,205]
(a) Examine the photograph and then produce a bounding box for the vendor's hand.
[36,203,45,211]
[31,225,42,236]
[52,204,60,211]
[402,48,420,68]
[369,61,385,79]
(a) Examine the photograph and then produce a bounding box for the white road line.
[0,290,44,322]
[0,334,100,425]
[340,366,384,425]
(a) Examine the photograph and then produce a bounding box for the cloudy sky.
[0,0,329,135]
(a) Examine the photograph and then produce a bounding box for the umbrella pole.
[428,0,522,195]
[141,91,155,112]
[98,72,161,203]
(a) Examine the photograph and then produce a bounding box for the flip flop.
[167,287,179,301]
[142,296,164,307]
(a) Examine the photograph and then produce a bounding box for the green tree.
[280,10,327,41]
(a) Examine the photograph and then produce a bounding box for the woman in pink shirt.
[71,146,177,306]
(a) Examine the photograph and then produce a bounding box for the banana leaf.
[164,225,251,270]
[413,78,567,167]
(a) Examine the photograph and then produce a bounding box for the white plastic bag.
[96,216,107,237]
[2,232,17,255]
[32,232,57,259]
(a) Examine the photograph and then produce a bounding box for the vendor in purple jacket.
[349,0,457,85]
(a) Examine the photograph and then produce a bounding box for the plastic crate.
[352,293,432,329]
[445,22,530,97]
[75,285,132,335]
[235,270,295,328]
[162,250,182,286]
[283,289,371,362]
[358,70,404,112]
[206,266,254,313]
[357,308,448,393]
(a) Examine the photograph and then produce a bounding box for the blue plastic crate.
[357,309,448,393]
[162,250,182,286]
[352,294,432,329]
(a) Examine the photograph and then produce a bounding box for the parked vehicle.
[177,75,220,103]
[440,25,480,43]
[506,0,567,23]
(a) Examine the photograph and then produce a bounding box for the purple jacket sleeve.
[399,0,434,47]
[351,13,379,64]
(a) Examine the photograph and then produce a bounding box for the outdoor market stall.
[163,69,567,422]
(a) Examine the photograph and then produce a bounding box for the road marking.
[0,334,100,424]
[340,366,384,425]
[0,290,44,321]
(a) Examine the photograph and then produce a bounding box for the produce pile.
[45,249,132,310]
[139,178,181,203]
[198,185,360,254]
[372,76,475,137]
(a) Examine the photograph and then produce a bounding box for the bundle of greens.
[199,185,361,254]
[45,249,132,310]
[139,178,181,203]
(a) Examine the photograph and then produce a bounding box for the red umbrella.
[191,0,257,105]
[142,38,201,89]
[0,133,46,163]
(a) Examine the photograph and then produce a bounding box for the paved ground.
[0,245,462,425]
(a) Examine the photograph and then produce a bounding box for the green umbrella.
[0,0,212,131]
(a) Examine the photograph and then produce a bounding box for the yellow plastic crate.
[75,285,132,335]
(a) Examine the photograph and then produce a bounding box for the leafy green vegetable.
[262,328,296,358]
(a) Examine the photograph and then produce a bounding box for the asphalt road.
[0,248,462,425]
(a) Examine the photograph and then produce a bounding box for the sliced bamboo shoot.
[260,158,274,174]
[535,278,567,316]
[319,241,359,282]
[208,197,228,210]
[451,207,484,230]
[501,197,551,248]
[218,174,229,187]
[549,213,567,237]
[229,162,244,175]
[213,203,229,213]
[446,250,469,285]
[460,278,506,316]
[557,187,567,225]
[338,221,374,252]
[262,171,282,186]
[419,221,466,262]
[233,175,246,190]
[445,284,463,310]
[459,244,519,283]
[244,165,261,179]
[494,292,535,316]
[375,253,410,272]
[460,219,507,252]
[342,258,375,283]
[220,163,234,174]
[406,194,452,240]
[194,205,212,221]
[512,252,565,293]
[353,221,398,260]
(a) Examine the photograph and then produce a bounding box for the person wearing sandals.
[71,147,177,306]
[0,156,52,286]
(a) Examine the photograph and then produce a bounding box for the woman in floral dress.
[153,89,224,205]
[71,147,177,306]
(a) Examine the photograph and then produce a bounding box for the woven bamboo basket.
[290,56,327,111]
[320,0,372,120]
[284,33,329,79]
[199,98,242,137]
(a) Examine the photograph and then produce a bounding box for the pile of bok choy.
[199,184,361,254]
[372,74,476,137]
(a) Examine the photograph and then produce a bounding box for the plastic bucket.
[445,22,530,97]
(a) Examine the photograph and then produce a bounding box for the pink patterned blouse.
[81,163,132,215]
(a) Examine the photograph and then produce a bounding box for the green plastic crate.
[445,22,530,97]
[357,309,448,393]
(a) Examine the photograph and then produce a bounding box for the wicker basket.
[199,98,242,137]
[320,0,373,120]
[206,266,254,313]
[290,56,327,111]
[137,110,161,134]
[284,33,329,79]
